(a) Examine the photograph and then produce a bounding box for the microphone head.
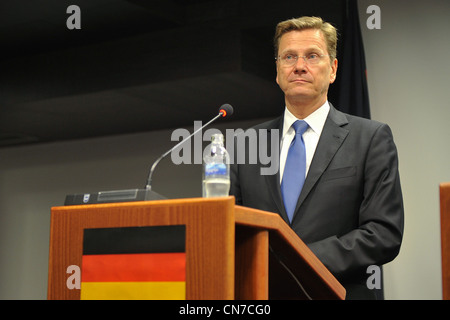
[219,104,234,118]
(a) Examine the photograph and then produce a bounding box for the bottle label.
[205,163,227,176]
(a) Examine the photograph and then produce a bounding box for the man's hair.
[274,16,338,62]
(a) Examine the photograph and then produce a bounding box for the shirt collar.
[282,101,330,137]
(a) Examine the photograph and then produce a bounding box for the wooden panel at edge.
[441,183,450,300]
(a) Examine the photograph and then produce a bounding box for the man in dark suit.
[229,16,404,299]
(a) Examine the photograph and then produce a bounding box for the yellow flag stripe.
[81,281,185,300]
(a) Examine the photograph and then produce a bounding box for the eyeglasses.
[276,53,329,67]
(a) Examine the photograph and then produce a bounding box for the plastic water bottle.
[203,133,230,198]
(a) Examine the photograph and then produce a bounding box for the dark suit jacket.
[230,104,404,300]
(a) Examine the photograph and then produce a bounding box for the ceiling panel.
[0,0,346,147]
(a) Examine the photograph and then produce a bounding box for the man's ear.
[330,58,338,84]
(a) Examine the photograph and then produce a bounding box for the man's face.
[276,29,337,105]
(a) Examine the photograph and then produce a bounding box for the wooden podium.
[48,196,345,300]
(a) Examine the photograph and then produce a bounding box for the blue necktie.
[281,120,309,222]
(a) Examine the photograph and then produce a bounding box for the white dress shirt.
[279,101,330,184]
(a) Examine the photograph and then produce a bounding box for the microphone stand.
[64,105,232,205]
[145,112,224,191]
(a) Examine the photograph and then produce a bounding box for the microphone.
[218,103,234,118]
[145,104,233,191]
[64,104,233,205]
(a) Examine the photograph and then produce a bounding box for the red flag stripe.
[81,252,185,282]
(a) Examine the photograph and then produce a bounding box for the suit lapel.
[261,116,290,222]
[293,105,349,218]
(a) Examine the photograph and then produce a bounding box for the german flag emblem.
[80,225,186,300]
